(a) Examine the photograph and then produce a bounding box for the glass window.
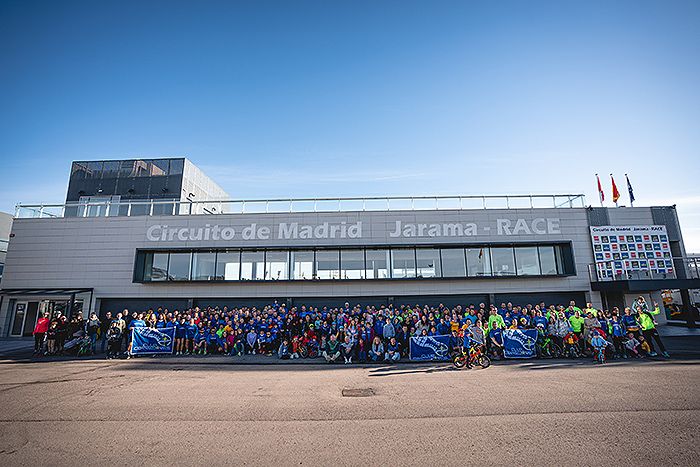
[341,250,365,279]
[538,246,558,275]
[391,248,416,278]
[102,161,120,178]
[119,160,137,177]
[145,252,169,281]
[365,249,390,279]
[515,247,541,276]
[192,252,216,280]
[265,250,289,280]
[151,159,169,176]
[169,159,184,175]
[291,251,314,280]
[316,250,340,279]
[416,249,441,278]
[71,162,89,179]
[441,248,466,277]
[241,251,265,280]
[86,161,103,178]
[168,253,191,281]
[491,247,515,276]
[466,248,491,276]
[215,250,240,280]
[132,160,151,177]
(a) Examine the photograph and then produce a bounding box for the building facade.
[1,161,698,336]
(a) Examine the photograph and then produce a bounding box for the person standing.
[99,311,112,354]
[86,313,101,355]
[638,302,669,358]
[32,312,50,355]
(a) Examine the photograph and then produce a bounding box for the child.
[46,322,58,355]
[639,335,651,356]
[624,332,641,358]
[106,322,122,359]
[278,339,291,359]
[590,330,608,363]
[563,331,580,356]
[290,336,301,359]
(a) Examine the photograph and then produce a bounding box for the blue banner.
[409,335,452,361]
[503,329,538,359]
[131,327,175,355]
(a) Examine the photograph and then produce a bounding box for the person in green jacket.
[488,309,506,331]
[569,311,585,351]
[638,302,669,358]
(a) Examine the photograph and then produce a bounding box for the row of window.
[71,159,184,180]
[134,245,573,282]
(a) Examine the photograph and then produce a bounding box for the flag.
[611,174,620,204]
[625,174,635,205]
[478,248,483,260]
[596,174,604,205]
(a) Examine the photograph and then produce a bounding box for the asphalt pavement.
[0,354,698,466]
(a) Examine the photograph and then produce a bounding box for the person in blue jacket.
[174,318,188,355]
[206,328,223,354]
[185,319,198,355]
[194,326,208,355]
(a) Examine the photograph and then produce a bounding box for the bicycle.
[453,344,491,369]
[537,335,562,359]
[299,342,319,359]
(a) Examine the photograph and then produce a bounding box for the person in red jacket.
[33,312,50,354]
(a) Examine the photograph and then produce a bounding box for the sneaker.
[662,351,670,358]
[649,351,658,357]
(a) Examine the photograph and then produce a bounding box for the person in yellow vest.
[637,302,669,358]
[584,302,599,317]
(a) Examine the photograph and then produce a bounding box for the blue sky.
[1,1,699,250]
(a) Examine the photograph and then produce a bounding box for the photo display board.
[590,225,673,280]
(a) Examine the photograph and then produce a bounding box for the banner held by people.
[409,335,451,361]
[131,326,176,355]
[503,329,538,359]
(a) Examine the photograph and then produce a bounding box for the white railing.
[14,194,587,219]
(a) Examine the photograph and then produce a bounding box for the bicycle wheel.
[453,354,468,369]
[299,347,309,359]
[551,344,562,358]
[478,355,491,369]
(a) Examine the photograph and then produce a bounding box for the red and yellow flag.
[611,174,620,203]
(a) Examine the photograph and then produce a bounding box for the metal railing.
[14,194,587,219]
[588,256,700,282]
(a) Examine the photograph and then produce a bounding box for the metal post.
[149,200,154,216]
[127,202,132,217]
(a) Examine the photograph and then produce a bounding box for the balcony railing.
[14,194,587,219]
[588,256,700,282]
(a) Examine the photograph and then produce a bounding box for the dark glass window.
[341,250,365,279]
[316,250,340,279]
[538,246,558,275]
[515,247,541,275]
[441,248,466,277]
[291,251,314,280]
[151,159,169,176]
[215,251,240,280]
[391,248,416,278]
[265,251,289,280]
[71,162,89,179]
[241,250,265,280]
[169,159,184,175]
[491,247,516,276]
[192,252,216,280]
[86,161,103,179]
[146,253,169,281]
[168,253,191,281]
[102,161,120,178]
[365,249,390,279]
[466,248,491,276]
[416,248,441,278]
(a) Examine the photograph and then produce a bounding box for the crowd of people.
[31,295,670,362]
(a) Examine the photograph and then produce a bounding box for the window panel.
[169,159,184,175]
[291,251,314,280]
[365,249,390,279]
[168,253,191,281]
[215,251,240,280]
[514,247,541,276]
[466,248,491,277]
[101,161,120,178]
[241,251,265,280]
[316,250,340,280]
[192,252,216,280]
[265,250,289,280]
[441,248,466,277]
[491,247,515,276]
[341,250,365,279]
[145,252,169,281]
[538,246,558,275]
[391,248,416,278]
[416,249,441,278]
[86,161,103,179]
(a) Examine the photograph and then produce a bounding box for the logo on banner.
[131,327,175,354]
[503,329,538,359]
[409,335,451,361]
